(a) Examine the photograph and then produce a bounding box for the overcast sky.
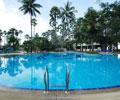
[0,0,116,43]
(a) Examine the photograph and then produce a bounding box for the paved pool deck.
[0,52,26,56]
[0,87,120,100]
[0,52,117,56]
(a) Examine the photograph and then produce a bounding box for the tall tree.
[58,23,67,49]
[85,7,99,51]
[74,18,89,51]
[32,18,37,37]
[0,30,3,49]
[19,0,42,53]
[42,30,50,40]
[25,34,30,41]
[7,28,21,50]
[49,6,60,49]
[3,31,7,50]
[99,1,120,51]
[19,30,23,45]
[60,1,77,49]
[60,1,77,34]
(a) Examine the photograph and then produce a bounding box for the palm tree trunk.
[54,20,57,50]
[91,39,94,51]
[34,26,35,37]
[0,37,2,49]
[4,35,5,50]
[30,14,32,53]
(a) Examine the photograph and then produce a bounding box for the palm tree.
[19,0,42,53]
[32,18,37,37]
[25,34,30,41]
[58,23,67,49]
[49,6,60,49]
[60,1,77,49]
[19,30,23,45]
[7,28,21,50]
[3,31,7,50]
[60,1,77,31]
[0,30,3,49]
[42,30,50,40]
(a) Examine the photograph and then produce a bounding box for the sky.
[0,0,116,43]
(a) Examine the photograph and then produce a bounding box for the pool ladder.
[44,66,69,93]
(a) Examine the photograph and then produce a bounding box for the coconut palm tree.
[58,23,67,49]
[19,0,42,52]
[60,1,77,33]
[7,28,21,50]
[60,1,77,49]
[25,34,30,41]
[3,31,7,50]
[18,30,23,45]
[0,30,3,49]
[32,18,37,37]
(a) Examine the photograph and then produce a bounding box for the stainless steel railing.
[66,66,69,93]
[44,66,49,93]
[44,66,69,93]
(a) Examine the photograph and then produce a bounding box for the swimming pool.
[0,53,120,91]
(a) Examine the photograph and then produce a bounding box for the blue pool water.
[0,53,120,90]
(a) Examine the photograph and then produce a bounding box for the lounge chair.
[111,49,113,52]
[4,50,7,53]
[0,50,2,53]
[102,50,105,52]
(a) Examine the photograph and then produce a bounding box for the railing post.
[47,67,49,91]
[65,66,69,93]
[44,66,48,93]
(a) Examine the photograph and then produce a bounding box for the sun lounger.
[4,50,7,53]
[0,50,2,53]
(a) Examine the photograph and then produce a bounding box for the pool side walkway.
[0,90,120,100]
[0,87,120,100]
[0,52,26,56]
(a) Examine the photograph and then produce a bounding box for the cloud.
[0,0,51,44]
[0,0,5,12]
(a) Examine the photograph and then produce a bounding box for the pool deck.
[0,52,117,56]
[0,87,120,100]
[0,52,26,56]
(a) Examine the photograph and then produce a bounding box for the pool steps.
[44,66,69,93]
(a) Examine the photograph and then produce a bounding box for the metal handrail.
[44,66,48,93]
[66,66,69,93]
[44,66,69,93]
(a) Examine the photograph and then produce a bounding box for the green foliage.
[13,50,20,53]
[64,40,75,50]
[19,0,42,53]
[7,28,21,50]
[19,0,42,17]
[23,34,53,52]
[84,51,99,54]
[49,6,60,27]
[76,51,99,54]
[1,0,120,53]
[73,1,120,51]
[23,40,33,53]
[49,6,60,49]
